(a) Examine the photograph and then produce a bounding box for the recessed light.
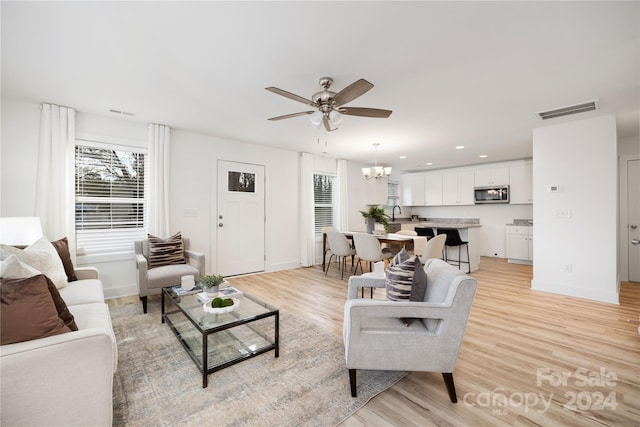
[455,145,464,150]
[399,155,407,159]
[479,154,488,158]
[426,162,433,166]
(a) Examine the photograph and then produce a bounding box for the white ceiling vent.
[536,100,599,120]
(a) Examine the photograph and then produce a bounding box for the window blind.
[75,145,146,255]
[314,174,335,234]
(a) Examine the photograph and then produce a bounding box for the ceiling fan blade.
[265,87,315,107]
[333,79,374,107]
[268,111,314,121]
[340,107,392,118]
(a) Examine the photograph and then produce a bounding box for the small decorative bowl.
[203,298,239,314]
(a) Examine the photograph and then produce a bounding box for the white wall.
[531,114,618,304]
[1,99,41,216]
[169,129,301,275]
[1,98,302,298]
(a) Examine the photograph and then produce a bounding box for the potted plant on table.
[359,206,389,234]
[200,274,225,297]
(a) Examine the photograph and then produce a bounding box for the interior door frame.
[619,154,640,283]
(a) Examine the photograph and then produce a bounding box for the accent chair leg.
[140,296,148,314]
[442,372,457,403]
[349,369,357,397]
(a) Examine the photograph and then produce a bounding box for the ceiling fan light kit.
[266,76,392,132]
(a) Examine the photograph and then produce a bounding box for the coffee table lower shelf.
[162,288,279,388]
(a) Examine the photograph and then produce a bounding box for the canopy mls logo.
[463,367,618,416]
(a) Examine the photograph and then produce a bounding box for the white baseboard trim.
[104,283,139,300]
[531,279,619,305]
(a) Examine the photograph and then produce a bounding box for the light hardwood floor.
[108,257,640,426]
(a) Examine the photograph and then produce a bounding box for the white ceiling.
[2,1,639,172]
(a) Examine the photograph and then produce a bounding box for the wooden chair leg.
[349,369,357,397]
[442,372,457,403]
[140,296,148,314]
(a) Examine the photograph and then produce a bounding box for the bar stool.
[437,229,470,273]
[415,227,435,238]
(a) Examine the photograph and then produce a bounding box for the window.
[75,142,147,255]
[387,182,399,207]
[313,174,335,235]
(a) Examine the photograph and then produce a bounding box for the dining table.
[322,231,414,272]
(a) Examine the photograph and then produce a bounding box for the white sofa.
[0,266,117,427]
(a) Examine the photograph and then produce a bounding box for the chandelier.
[362,143,392,179]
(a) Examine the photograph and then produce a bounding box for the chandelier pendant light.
[362,143,392,179]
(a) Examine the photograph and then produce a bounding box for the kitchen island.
[396,219,482,272]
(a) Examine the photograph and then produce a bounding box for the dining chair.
[437,229,470,273]
[418,233,446,264]
[352,232,393,275]
[325,231,356,280]
[322,226,339,272]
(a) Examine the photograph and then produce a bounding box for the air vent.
[536,100,599,120]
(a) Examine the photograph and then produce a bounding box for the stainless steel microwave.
[474,186,510,204]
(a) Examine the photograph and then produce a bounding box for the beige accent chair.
[343,258,477,402]
[134,237,205,313]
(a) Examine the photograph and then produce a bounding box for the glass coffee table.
[161,286,279,388]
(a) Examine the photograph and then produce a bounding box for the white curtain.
[300,152,315,266]
[336,159,349,232]
[147,124,171,237]
[35,103,76,255]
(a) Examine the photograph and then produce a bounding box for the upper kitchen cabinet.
[443,171,474,205]
[401,174,425,206]
[509,162,533,204]
[475,166,510,187]
[424,174,443,206]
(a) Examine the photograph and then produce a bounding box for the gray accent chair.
[343,258,477,402]
[134,237,205,313]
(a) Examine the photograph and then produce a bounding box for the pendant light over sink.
[362,143,392,179]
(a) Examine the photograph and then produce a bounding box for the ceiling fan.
[265,77,392,132]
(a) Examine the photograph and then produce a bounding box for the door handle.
[631,224,638,230]
[632,239,640,246]
[218,223,224,228]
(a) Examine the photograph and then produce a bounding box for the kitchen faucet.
[392,205,401,221]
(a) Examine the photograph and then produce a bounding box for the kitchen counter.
[396,219,482,272]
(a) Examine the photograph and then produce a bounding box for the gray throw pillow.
[402,258,428,326]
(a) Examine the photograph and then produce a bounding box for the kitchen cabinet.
[424,174,443,206]
[475,166,510,187]
[443,171,474,205]
[506,225,533,264]
[401,174,425,206]
[509,162,533,204]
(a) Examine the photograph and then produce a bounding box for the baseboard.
[531,279,619,305]
[104,283,139,300]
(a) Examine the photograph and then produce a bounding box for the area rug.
[111,299,406,427]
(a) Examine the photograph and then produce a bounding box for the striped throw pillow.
[389,247,410,267]
[385,255,419,301]
[147,232,186,269]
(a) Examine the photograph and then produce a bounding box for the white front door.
[627,159,640,282]
[216,160,265,277]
